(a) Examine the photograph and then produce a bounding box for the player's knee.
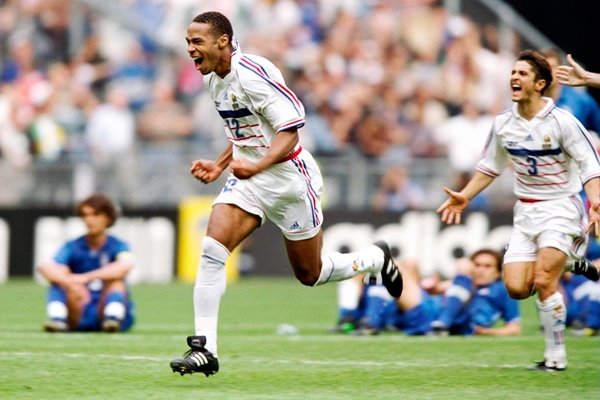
[506,285,531,300]
[533,274,553,292]
[503,280,530,299]
[293,267,320,286]
[200,236,230,269]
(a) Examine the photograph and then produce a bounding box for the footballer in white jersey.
[171,11,404,378]
[203,45,305,163]
[437,50,600,372]
[477,98,600,201]
[477,98,600,263]
[203,43,323,240]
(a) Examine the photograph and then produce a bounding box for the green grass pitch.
[1,277,599,400]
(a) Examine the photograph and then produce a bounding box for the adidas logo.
[289,221,301,230]
[524,134,534,141]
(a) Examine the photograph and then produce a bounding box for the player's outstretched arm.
[556,54,600,89]
[584,177,600,237]
[437,172,495,225]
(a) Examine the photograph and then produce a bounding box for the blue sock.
[437,275,473,328]
[105,291,126,304]
[402,304,434,335]
[339,308,359,323]
[587,298,600,329]
[364,293,393,330]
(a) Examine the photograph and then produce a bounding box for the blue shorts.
[77,290,135,332]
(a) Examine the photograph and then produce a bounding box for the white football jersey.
[477,98,600,200]
[203,45,305,163]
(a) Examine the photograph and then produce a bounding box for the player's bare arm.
[437,172,495,225]
[80,258,134,282]
[230,130,299,179]
[583,177,600,236]
[556,54,600,89]
[191,143,233,184]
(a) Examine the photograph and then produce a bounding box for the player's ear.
[535,78,547,93]
[217,34,230,49]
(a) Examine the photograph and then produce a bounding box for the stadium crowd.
[0,0,527,208]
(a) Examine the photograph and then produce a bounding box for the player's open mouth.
[511,84,521,94]
[194,57,203,69]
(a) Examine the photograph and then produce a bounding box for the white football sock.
[194,236,229,357]
[537,292,567,367]
[337,278,363,310]
[104,302,126,320]
[47,301,68,320]
[314,245,384,286]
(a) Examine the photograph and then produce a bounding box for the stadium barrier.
[0,208,513,283]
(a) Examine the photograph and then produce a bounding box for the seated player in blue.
[339,249,521,336]
[38,193,135,333]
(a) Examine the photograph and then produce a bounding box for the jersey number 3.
[526,156,538,175]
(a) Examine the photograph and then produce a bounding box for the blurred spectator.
[111,40,155,111]
[0,82,31,167]
[85,85,135,161]
[72,33,113,100]
[351,109,393,159]
[434,100,494,173]
[137,79,194,199]
[26,80,67,161]
[137,80,194,145]
[1,34,47,131]
[372,164,425,212]
[85,85,136,199]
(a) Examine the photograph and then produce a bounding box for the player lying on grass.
[38,193,135,333]
[335,249,521,336]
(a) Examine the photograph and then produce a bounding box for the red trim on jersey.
[277,146,303,163]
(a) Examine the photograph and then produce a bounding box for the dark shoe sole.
[527,361,566,372]
[170,359,218,377]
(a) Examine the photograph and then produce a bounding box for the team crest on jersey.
[231,93,239,110]
[542,135,552,149]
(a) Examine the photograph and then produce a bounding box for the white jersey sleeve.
[556,107,600,185]
[476,111,510,178]
[237,55,305,133]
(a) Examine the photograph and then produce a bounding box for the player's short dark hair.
[192,11,233,45]
[517,49,553,95]
[77,193,118,227]
[470,248,503,273]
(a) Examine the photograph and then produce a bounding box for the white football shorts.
[213,148,324,241]
[503,195,588,264]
